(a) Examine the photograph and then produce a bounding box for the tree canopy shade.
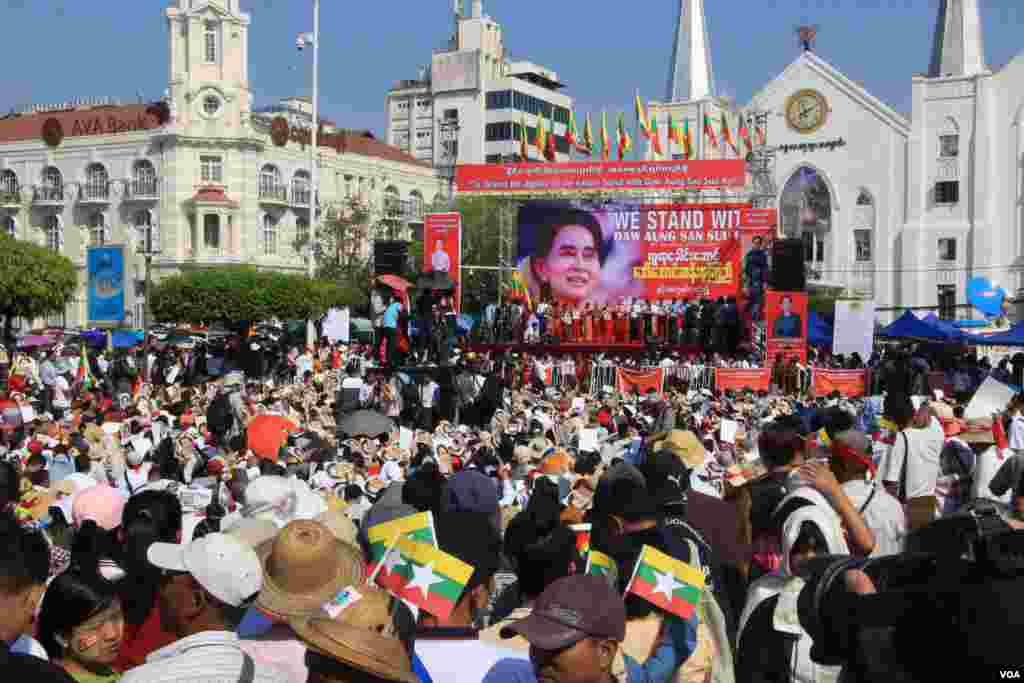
[149,266,344,325]
[0,235,77,343]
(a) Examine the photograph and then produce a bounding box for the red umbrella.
[374,275,412,310]
[247,414,299,461]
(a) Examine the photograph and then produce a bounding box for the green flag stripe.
[635,562,702,605]
[388,559,466,602]
[369,528,435,561]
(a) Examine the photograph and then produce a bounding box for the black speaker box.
[374,240,408,276]
[770,238,806,292]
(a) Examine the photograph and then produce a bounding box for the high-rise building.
[385,0,574,171]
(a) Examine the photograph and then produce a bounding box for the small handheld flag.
[625,545,705,621]
[366,511,437,577]
[374,536,473,620]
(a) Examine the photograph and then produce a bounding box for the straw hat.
[327,461,354,481]
[314,508,359,547]
[653,430,707,468]
[255,520,365,620]
[290,588,418,683]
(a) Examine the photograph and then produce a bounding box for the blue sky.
[1,1,1021,135]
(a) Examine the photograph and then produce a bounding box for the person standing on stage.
[744,235,770,322]
[630,297,644,341]
[562,303,574,343]
[536,297,550,341]
[601,303,613,344]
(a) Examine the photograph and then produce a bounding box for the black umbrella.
[416,270,455,292]
[336,410,395,438]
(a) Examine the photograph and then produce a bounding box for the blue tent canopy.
[923,313,967,341]
[972,322,1024,347]
[111,330,144,348]
[879,311,961,341]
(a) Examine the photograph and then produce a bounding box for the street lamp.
[136,219,161,380]
[297,0,320,347]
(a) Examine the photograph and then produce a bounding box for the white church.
[653,0,1024,322]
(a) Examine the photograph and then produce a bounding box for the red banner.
[715,368,771,393]
[517,202,776,306]
[457,160,746,194]
[616,367,665,397]
[765,290,808,364]
[812,369,870,398]
[423,212,462,311]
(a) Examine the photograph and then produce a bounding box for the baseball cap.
[148,533,263,608]
[500,575,626,650]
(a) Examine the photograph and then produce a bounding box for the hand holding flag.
[625,545,705,621]
[374,535,473,620]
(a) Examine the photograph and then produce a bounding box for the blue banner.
[87,246,126,325]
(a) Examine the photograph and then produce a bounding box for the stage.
[462,341,706,356]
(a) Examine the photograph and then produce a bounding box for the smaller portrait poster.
[765,290,808,363]
[423,212,462,311]
[87,245,126,326]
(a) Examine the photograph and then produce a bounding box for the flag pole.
[634,89,641,162]
[367,534,402,585]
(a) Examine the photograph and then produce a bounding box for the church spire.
[928,0,987,78]
[666,0,715,102]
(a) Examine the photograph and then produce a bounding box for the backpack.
[206,393,233,434]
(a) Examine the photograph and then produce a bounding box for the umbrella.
[336,410,395,438]
[17,335,54,348]
[416,270,455,292]
[376,274,413,294]
[247,414,299,461]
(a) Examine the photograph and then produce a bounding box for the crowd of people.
[0,328,1020,682]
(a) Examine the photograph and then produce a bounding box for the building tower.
[928,0,987,77]
[666,0,715,102]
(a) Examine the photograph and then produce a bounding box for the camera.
[795,515,1024,681]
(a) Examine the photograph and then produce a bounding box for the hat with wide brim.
[255,520,366,620]
[290,613,418,683]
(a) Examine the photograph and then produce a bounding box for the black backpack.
[207,393,233,434]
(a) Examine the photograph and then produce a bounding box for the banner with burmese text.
[616,367,665,398]
[812,369,870,398]
[516,201,776,307]
[423,212,462,312]
[715,368,771,393]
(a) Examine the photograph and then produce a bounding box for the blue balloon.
[967,277,1006,317]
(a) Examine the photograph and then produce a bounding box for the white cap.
[148,533,263,608]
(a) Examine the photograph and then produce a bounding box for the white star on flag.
[407,561,444,600]
[651,569,681,601]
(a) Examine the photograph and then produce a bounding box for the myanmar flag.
[375,536,473,620]
[600,112,611,161]
[587,549,615,579]
[77,345,92,391]
[545,113,557,162]
[682,118,693,159]
[649,116,664,158]
[581,114,595,155]
[366,511,437,576]
[570,523,591,556]
[519,114,530,161]
[667,113,679,149]
[626,545,705,621]
[703,113,719,149]
[635,94,651,140]
[617,113,632,160]
[721,113,739,156]
[533,115,547,155]
[739,116,753,153]
[567,109,579,149]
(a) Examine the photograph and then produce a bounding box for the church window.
[854,230,872,262]
[205,22,217,63]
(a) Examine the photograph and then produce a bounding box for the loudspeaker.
[374,240,408,276]
[770,239,806,292]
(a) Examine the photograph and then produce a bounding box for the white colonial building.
[652,0,1024,321]
[0,0,441,329]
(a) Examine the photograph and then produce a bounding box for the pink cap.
[72,484,127,531]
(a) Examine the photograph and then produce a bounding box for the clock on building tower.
[785,89,828,134]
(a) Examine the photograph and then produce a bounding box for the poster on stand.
[423,212,462,311]
[87,245,126,327]
[765,290,808,363]
[833,300,875,360]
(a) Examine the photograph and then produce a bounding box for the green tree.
[149,266,330,324]
[0,235,77,344]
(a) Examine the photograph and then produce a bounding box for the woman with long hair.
[523,207,605,310]
[37,521,125,682]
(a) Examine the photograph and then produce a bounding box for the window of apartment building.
[486,91,512,109]
[938,238,957,261]
[937,284,956,320]
[204,22,217,63]
[200,155,222,183]
[935,180,959,204]
[88,213,106,247]
[443,108,458,121]
[485,122,513,141]
[939,134,959,158]
[262,214,278,256]
[45,216,61,252]
[854,229,872,262]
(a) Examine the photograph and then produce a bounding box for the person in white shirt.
[831,430,906,556]
[431,240,451,272]
[879,398,944,531]
[419,377,439,431]
[123,534,287,683]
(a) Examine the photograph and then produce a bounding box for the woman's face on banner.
[538,224,600,305]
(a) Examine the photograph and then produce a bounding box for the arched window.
[409,190,424,219]
[291,171,310,205]
[204,214,220,250]
[939,117,959,158]
[295,216,310,251]
[85,163,109,200]
[262,214,278,256]
[45,215,62,251]
[853,189,875,264]
[41,167,62,201]
[134,210,156,251]
[259,165,283,200]
[781,166,831,264]
[132,160,157,197]
[2,216,15,238]
[0,169,17,197]
[384,186,400,215]
[88,213,106,246]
